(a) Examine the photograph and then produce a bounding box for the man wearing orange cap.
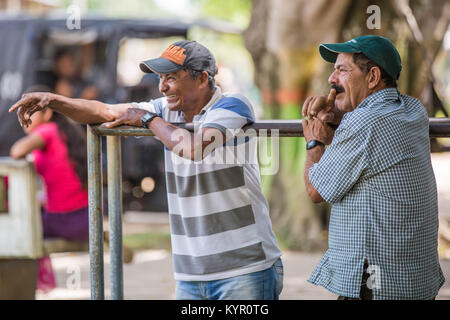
[10,40,283,300]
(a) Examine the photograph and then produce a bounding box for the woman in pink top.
[10,107,89,293]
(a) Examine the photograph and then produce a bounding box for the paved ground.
[35,249,450,300]
[36,152,450,300]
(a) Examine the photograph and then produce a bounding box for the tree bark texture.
[244,0,448,250]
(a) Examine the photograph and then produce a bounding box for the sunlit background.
[0,0,449,300]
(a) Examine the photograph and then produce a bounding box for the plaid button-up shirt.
[308,88,445,299]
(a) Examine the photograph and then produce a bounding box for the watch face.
[306,140,324,150]
[143,113,152,122]
[142,112,157,128]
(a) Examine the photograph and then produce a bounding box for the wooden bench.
[43,239,89,255]
[0,158,91,299]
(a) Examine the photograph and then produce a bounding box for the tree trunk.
[244,0,448,250]
[244,0,351,250]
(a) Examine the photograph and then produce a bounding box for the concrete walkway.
[36,249,450,300]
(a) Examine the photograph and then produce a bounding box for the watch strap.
[141,112,159,129]
[306,139,325,150]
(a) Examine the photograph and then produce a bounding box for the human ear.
[367,66,381,89]
[198,71,209,89]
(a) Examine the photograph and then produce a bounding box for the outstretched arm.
[101,108,226,161]
[9,92,131,127]
[10,134,45,159]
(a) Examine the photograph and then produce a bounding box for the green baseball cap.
[319,35,402,80]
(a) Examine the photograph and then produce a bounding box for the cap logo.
[161,44,187,65]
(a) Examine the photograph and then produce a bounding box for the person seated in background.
[53,48,99,100]
[10,85,90,293]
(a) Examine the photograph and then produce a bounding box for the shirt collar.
[177,86,223,119]
[356,88,400,110]
[199,86,223,114]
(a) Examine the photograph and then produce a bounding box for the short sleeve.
[200,95,255,136]
[130,98,163,117]
[309,127,369,203]
[32,122,58,146]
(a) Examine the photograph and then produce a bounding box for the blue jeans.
[175,258,283,300]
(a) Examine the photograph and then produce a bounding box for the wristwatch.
[141,112,159,129]
[306,139,325,150]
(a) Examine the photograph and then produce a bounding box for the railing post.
[87,125,104,300]
[107,136,124,300]
[84,117,450,300]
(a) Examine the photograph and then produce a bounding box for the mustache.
[331,84,345,94]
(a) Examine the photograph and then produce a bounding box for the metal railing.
[87,118,450,300]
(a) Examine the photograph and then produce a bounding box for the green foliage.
[123,232,172,251]
[79,0,252,24]
[277,104,306,176]
[191,0,252,28]
[83,0,166,18]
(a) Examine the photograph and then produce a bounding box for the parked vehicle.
[0,16,197,212]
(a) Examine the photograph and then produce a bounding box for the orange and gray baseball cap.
[140,40,218,76]
[319,35,402,80]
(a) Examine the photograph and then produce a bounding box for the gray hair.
[185,68,215,89]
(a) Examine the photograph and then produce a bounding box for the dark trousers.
[41,206,89,242]
[337,260,373,300]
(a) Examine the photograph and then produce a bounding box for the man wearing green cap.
[302,35,445,300]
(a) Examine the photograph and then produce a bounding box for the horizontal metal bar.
[91,118,450,138]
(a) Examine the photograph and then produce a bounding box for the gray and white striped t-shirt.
[132,87,282,281]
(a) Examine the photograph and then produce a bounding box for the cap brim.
[139,57,183,74]
[319,43,361,63]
